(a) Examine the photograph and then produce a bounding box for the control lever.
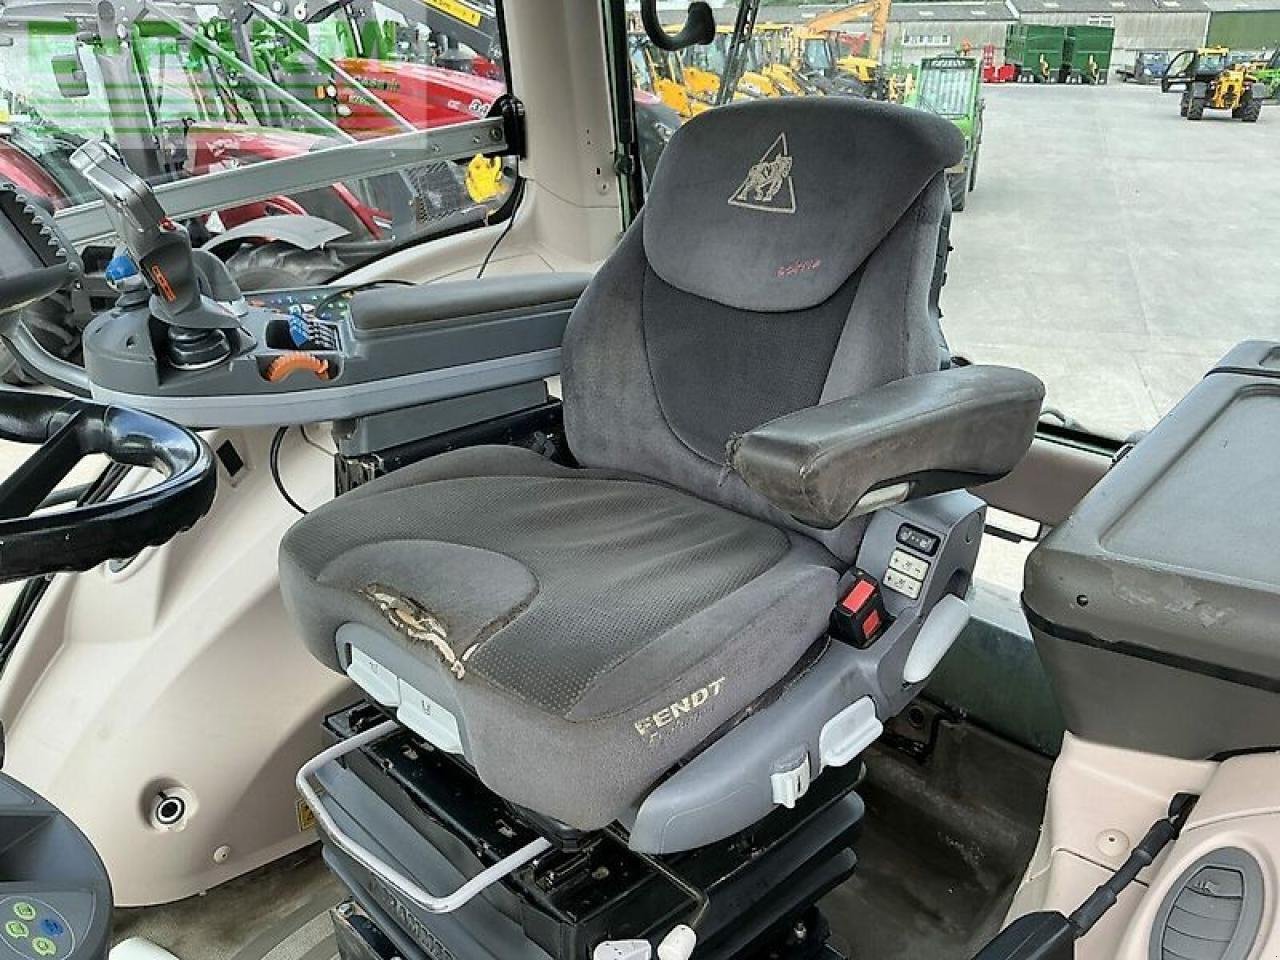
[69,141,244,369]
[971,793,1199,960]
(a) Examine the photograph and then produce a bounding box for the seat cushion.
[280,445,842,828]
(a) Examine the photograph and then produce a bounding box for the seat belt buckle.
[830,571,890,648]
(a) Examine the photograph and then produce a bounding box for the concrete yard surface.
[942,79,1280,440]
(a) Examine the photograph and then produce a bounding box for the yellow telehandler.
[1162,47,1268,121]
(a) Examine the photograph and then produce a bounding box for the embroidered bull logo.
[729,133,796,214]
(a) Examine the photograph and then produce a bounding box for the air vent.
[1150,848,1264,960]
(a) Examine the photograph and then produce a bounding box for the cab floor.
[824,709,1052,960]
[113,849,344,960]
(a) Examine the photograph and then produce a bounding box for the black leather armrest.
[726,365,1045,529]
[350,273,593,334]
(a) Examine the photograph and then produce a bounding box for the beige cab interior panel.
[0,429,348,905]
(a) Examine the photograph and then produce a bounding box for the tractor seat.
[280,98,1044,841]
[280,445,842,831]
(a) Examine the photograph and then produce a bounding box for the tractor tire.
[968,144,980,192]
[1239,98,1262,122]
[1186,97,1205,120]
[1180,92,1190,117]
[0,293,86,386]
[948,171,968,212]
[224,242,346,292]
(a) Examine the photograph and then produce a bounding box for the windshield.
[1196,52,1228,72]
[0,0,516,278]
[805,38,834,71]
[0,25,112,142]
[914,62,976,116]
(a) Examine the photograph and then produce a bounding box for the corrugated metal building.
[1204,0,1280,47]
[754,2,1018,65]
[637,1,1280,67]
[1010,0,1210,64]
[885,3,1018,63]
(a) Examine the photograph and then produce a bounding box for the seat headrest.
[642,97,964,312]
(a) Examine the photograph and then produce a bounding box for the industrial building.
[756,2,1017,64]
[1204,0,1280,47]
[749,0,1280,68]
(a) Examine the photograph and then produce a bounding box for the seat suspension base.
[318,703,865,960]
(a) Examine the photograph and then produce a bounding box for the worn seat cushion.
[281,445,841,827]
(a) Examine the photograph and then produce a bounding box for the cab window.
[0,0,516,285]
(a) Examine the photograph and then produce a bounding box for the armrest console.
[350,273,593,335]
[727,365,1045,529]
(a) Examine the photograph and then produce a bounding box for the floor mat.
[113,848,346,960]
[822,704,1052,960]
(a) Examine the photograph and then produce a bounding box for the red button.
[840,579,875,614]
[861,608,882,639]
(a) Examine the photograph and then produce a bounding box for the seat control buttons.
[896,524,939,556]
[884,567,923,601]
[889,549,931,582]
[770,755,811,809]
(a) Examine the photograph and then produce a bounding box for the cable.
[270,426,310,515]
[299,422,330,456]
[309,277,414,319]
[1068,792,1199,936]
[476,167,522,279]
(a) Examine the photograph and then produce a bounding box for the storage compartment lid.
[1025,345,1280,693]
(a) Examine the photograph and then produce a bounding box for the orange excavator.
[794,0,893,93]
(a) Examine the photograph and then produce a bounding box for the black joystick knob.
[166,326,232,370]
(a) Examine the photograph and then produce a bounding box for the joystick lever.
[70,141,245,369]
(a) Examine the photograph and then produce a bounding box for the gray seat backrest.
[562,97,963,558]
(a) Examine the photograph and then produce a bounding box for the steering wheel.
[0,389,216,583]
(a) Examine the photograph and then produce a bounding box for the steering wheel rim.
[0,389,216,582]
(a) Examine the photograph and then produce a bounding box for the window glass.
[913,59,976,115]
[627,4,1279,442]
[0,27,112,143]
[0,0,516,286]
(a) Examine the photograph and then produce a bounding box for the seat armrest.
[726,365,1045,529]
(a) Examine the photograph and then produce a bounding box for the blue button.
[38,919,63,938]
[104,254,139,284]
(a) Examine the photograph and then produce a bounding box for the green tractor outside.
[907,54,984,211]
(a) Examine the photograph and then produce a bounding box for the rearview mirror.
[51,53,90,99]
